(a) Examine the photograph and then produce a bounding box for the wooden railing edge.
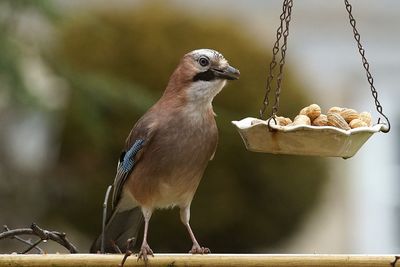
[0,253,398,266]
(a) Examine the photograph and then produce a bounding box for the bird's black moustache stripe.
[192,69,216,82]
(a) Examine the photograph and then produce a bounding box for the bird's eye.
[198,57,210,67]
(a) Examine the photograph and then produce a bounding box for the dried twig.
[3,225,44,254]
[0,223,78,253]
[21,238,43,254]
[101,185,113,253]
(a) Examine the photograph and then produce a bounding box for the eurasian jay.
[90,49,240,260]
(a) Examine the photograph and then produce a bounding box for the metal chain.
[259,0,293,119]
[272,0,293,117]
[344,0,391,132]
[260,0,390,132]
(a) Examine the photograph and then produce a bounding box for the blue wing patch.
[120,139,145,173]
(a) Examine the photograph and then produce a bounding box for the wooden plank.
[0,254,398,267]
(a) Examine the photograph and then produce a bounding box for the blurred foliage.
[0,1,56,192]
[46,2,328,252]
[0,0,50,109]
[2,0,57,18]
[0,0,64,252]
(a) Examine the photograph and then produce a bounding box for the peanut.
[327,112,350,130]
[327,106,343,114]
[340,108,359,123]
[359,111,372,126]
[276,116,293,126]
[349,119,368,128]
[292,115,311,126]
[312,114,328,126]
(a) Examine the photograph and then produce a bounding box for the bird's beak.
[212,65,240,80]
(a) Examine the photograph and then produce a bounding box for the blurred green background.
[0,0,328,253]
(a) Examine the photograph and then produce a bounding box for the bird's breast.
[128,107,218,209]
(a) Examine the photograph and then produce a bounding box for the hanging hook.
[267,115,278,132]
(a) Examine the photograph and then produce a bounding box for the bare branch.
[101,185,113,253]
[3,225,44,254]
[21,239,43,254]
[0,223,78,253]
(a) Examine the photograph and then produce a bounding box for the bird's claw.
[189,244,210,254]
[137,244,154,262]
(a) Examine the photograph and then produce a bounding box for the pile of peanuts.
[275,104,372,130]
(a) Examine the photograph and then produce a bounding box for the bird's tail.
[90,206,143,253]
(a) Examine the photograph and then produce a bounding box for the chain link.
[272,0,293,116]
[260,0,293,120]
[344,0,391,132]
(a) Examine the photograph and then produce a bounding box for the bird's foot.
[118,238,135,267]
[189,244,210,254]
[137,243,154,262]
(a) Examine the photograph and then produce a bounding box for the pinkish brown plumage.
[90,49,239,260]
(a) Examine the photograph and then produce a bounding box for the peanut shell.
[327,106,343,114]
[359,111,372,126]
[299,107,308,116]
[306,104,322,121]
[276,116,292,126]
[340,108,359,123]
[327,112,350,130]
[292,115,311,126]
[312,114,328,126]
[349,119,368,128]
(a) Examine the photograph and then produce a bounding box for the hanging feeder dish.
[233,0,390,158]
[232,118,388,159]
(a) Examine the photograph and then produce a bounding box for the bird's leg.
[180,205,210,254]
[138,207,154,261]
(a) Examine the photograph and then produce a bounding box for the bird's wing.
[112,139,144,209]
[111,119,158,209]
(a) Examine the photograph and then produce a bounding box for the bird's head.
[165,49,240,106]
